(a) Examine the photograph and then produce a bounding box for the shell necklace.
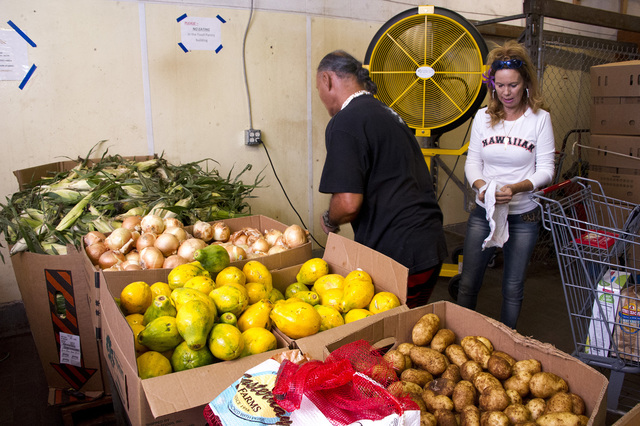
[341,90,370,110]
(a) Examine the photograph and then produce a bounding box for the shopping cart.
[531,176,640,414]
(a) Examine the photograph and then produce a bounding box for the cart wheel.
[448,274,461,301]
[451,246,464,264]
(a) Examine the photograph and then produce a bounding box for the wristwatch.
[322,210,340,233]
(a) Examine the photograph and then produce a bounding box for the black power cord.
[258,138,325,249]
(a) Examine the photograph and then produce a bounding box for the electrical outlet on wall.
[245,129,261,146]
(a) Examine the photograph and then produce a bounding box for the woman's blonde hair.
[484,40,545,126]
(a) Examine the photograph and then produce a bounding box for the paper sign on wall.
[0,29,29,81]
[180,17,221,51]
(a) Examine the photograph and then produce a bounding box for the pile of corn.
[0,146,262,258]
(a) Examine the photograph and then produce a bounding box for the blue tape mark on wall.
[177,13,187,22]
[216,15,226,23]
[215,45,223,54]
[7,20,37,47]
[19,64,37,90]
[178,42,188,53]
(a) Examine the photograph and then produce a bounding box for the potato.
[526,397,546,420]
[545,392,573,414]
[426,377,456,397]
[445,344,469,367]
[504,403,532,424]
[536,412,581,426]
[478,386,510,412]
[452,380,477,412]
[473,371,503,393]
[401,368,433,387]
[529,372,569,399]
[410,346,448,376]
[480,410,510,426]
[421,389,454,413]
[460,360,483,382]
[487,353,512,380]
[409,391,428,413]
[504,372,532,397]
[492,350,516,366]
[383,349,408,373]
[412,313,440,346]
[387,380,423,397]
[578,415,589,426]
[506,389,523,405]
[441,363,461,383]
[569,393,586,415]
[430,328,456,352]
[475,335,494,352]
[397,342,415,356]
[461,336,492,368]
[512,359,542,376]
[433,409,457,426]
[460,405,480,426]
[420,412,437,426]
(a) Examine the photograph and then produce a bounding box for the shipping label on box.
[585,268,630,357]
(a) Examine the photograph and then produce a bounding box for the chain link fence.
[530,34,640,263]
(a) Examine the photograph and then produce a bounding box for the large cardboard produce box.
[100,268,290,425]
[589,135,640,169]
[82,214,312,331]
[273,233,410,360]
[321,302,608,426]
[614,403,640,425]
[590,60,640,136]
[588,167,640,204]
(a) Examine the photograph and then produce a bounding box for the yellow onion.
[141,214,165,234]
[163,226,188,244]
[267,245,288,255]
[212,222,230,242]
[120,260,142,271]
[230,230,248,246]
[264,229,283,247]
[98,250,125,269]
[164,217,184,229]
[126,251,140,264]
[105,228,135,253]
[193,221,214,242]
[249,237,270,254]
[163,254,188,269]
[121,215,142,233]
[177,238,207,262]
[282,225,308,248]
[225,245,247,262]
[83,231,106,247]
[140,246,165,269]
[136,232,156,252]
[86,242,108,265]
[155,233,179,257]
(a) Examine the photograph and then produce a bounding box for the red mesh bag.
[272,340,419,425]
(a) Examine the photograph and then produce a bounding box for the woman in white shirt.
[456,40,555,329]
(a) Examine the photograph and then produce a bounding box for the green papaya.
[171,341,216,372]
[176,300,215,350]
[193,244,230,276]
[143,295,177,325]
[137,316,183,352]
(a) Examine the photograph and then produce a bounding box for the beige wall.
[0,0,636,304]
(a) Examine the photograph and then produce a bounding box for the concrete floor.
[1,229,638,424]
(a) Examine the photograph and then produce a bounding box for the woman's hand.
[496,185,514,204]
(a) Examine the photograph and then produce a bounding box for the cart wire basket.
[531,176,640,415]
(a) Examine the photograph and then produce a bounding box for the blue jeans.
[457,204,540,329]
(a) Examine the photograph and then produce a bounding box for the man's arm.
[320,192,363,234]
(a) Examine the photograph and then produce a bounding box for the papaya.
[176,300,215,350]
[270,299,321,339]
[170,287,218,318]
[237,299,273,332]
[137,351,172,379]
[171,341,216,372]
[240,328,277,358]
[143,295,177,325]
[208,323,244,361]
[137,316,183,352]
[295,290,320,306]
[193,244,231,276]
[219,312,238,326]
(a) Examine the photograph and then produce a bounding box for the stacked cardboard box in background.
[589,60,640,202]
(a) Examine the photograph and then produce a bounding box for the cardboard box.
[591,60,640,98]
[589,135,640,169]
[321,302,608,426]
[277,233,410,360]
[100,268,290,425]
[588,167,640,204]
[585,269,630,357]
[590,60,640,136]
[613,402,640,425]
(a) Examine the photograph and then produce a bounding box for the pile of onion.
[83,215,309,270]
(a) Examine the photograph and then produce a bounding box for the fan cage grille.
[368,13,485,132]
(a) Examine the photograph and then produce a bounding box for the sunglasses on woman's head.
[491,59,523,70]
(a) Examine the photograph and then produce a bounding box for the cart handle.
[534,177,579,196]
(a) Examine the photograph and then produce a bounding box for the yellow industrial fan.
[364,5,488,138]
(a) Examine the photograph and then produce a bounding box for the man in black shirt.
[316,50,447,308]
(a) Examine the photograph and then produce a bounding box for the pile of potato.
[382,313,589,426]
